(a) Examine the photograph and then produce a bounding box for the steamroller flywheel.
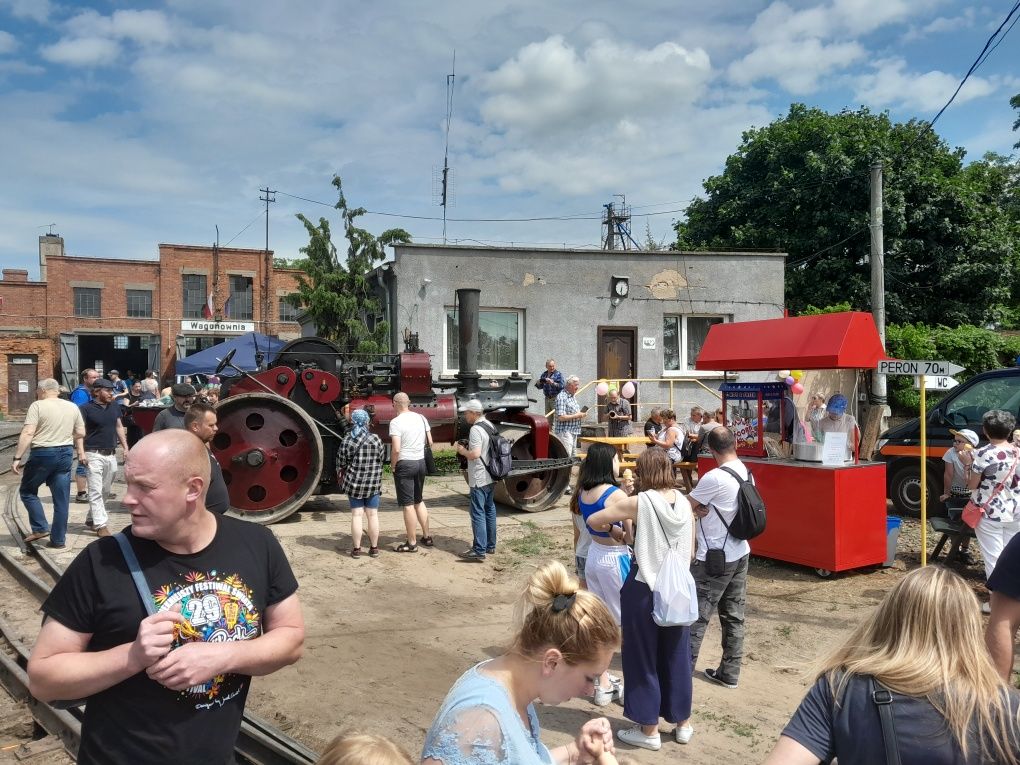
[213,393,324,524]
[494,433,572,512]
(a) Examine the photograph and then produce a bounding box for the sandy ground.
[1,463,991,764]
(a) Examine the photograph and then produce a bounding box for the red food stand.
[696,312,888,576]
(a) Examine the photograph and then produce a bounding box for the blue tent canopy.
[175,333,286,377]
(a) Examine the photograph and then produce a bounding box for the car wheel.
[889,464,941,517]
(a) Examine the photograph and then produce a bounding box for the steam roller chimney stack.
[455,288,481,395]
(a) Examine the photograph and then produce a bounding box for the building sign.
[181,320,255,334]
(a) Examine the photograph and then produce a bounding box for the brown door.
[7,357,38,414]
[596,327,637,424]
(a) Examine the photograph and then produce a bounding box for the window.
[113,335,129,350]
[126,289,152,318]
[278,294,299,322]
[943,375,1020,430]
[73,287,101,317]
[182,274,207,318]
[229,275,253,320]
[445,308,523,374]
[663,314,726,373]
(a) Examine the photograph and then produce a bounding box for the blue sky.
[0,0,1017,276]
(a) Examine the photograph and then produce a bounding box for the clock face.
[614,280,629,297]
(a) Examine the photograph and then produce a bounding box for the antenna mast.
[440,51,456,242]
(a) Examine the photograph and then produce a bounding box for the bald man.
[28,430,304,764]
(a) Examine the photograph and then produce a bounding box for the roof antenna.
[434,51,456,243]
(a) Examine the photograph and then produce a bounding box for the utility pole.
[260,187,276,334]
[870,160,887,403]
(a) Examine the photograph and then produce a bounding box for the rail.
[544,376,723,419]
[0,484,319,764]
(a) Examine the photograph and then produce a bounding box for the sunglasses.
[953,439,968,444]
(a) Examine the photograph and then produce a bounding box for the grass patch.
[777,624,793,639]
[697,710,762,742]
[504,521,556,557]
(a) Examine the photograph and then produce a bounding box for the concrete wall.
[387,245,786,418]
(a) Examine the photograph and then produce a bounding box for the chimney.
[455,288,481,394]
[39,234,63,282]
[2,269,29,282]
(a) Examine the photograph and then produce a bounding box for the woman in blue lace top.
[421,561,621,765]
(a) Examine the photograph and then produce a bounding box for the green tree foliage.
[291,176,411,353]
[1012,92,1020,148]
[674,104,1020,325]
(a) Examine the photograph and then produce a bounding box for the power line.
[223,211,266,247]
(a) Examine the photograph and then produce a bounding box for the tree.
[674,104,1020,325]
[291,176,411,353]
[1012,92,1020,148]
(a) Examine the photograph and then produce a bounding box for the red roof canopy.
[695,312,886,371]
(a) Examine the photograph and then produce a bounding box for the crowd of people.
[12,364,1020,763]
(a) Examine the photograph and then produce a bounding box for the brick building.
[0,234,303,414]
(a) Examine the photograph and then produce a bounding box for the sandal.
[395,542,418,553]
[369,546,380,558]
[351,547,361,559]
[421,536,434,547]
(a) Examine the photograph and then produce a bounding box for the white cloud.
[0,29,17,54]
[903,9,974,41]
[729,38,864,93]
[0,0,52,23]
[854,58,998,112]
[480,36,712,134]
[41,37,120,67]
[65,9,174,46]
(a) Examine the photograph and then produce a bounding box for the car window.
[944,376,1020,429]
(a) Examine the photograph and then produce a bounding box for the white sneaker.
[675,724,694,744]
[618,727,661,751]
[611,676,624,704]
[593,684,615,706]
[982,601,991,615]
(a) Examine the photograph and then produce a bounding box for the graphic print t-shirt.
[41,515,299,765]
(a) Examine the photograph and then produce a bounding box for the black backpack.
[716,466,767,540]
[479,420,513,480]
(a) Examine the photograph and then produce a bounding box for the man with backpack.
[687,426,760,690]
[455,399,504,562]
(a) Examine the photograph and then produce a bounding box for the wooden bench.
[674,460,698,492]
[930,517,976,564]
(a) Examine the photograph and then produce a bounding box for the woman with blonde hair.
[587,448,696,750]
[319,733,413,764]
[421,561,621,764]
[763,565,1020,764]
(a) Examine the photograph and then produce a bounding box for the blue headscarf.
[351,408,370,439]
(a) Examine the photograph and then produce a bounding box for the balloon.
[596,381,609,396]
[621,382,636,399]
[791,370,804,381]
[779,370,791,378]
[785,376,796,386]
[792,382,805,394]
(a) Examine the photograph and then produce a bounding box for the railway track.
[0,484,319,764]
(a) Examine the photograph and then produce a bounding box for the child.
[317,733,413,765]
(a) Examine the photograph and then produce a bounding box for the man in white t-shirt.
[455,399,496,562]
[687,426,751,690]
[388,392,433,552]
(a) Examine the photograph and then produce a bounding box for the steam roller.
[212,288,575,523]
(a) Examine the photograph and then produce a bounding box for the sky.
[0,0,1018,276]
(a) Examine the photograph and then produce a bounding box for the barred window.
[73,287,101,317]
[126,289,152,318]
[229,275,253,320]
[278,295,299,322]
[182,274,207,318]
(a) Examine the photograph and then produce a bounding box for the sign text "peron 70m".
[877,359,965,377]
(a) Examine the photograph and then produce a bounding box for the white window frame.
[443,306,524,376]
[662,313,729,377]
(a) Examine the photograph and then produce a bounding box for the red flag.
[201,292,214,319]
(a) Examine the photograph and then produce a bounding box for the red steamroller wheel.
[213,393,324,524]
[494,432,573,512]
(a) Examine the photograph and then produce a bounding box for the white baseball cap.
[459,399,483,413]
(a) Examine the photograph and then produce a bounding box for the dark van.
[876,365,1020,514]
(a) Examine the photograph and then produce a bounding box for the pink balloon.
[791,382,805,394]
[785,376,796,385]
[595,382,609,396]
[621,382,636,399]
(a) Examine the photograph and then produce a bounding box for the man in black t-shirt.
[28,430,304,764]
[184,401,230,514]
[643,408,663,441]
[987,533,1020,680]
[152,383,197,432]
[80,378,129,537]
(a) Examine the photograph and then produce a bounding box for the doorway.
[7,355,38,414]
[596,327,637,425]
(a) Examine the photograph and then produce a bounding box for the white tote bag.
[650,504,699,627]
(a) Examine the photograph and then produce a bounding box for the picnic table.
[578,436,652,470]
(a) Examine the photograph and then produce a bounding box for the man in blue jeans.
[455,399,497,562]
[11,378,86,548]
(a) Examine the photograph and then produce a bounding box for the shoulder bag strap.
[870,677,902,765]
[978,446,1020,508]
[114,532,156,617]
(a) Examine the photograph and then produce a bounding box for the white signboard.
[877,359,964,377]
[18,380,29,393]
[642,337,656,350]
[821,432,849,466]
[181,320,255,334]
[913,375,959,391]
